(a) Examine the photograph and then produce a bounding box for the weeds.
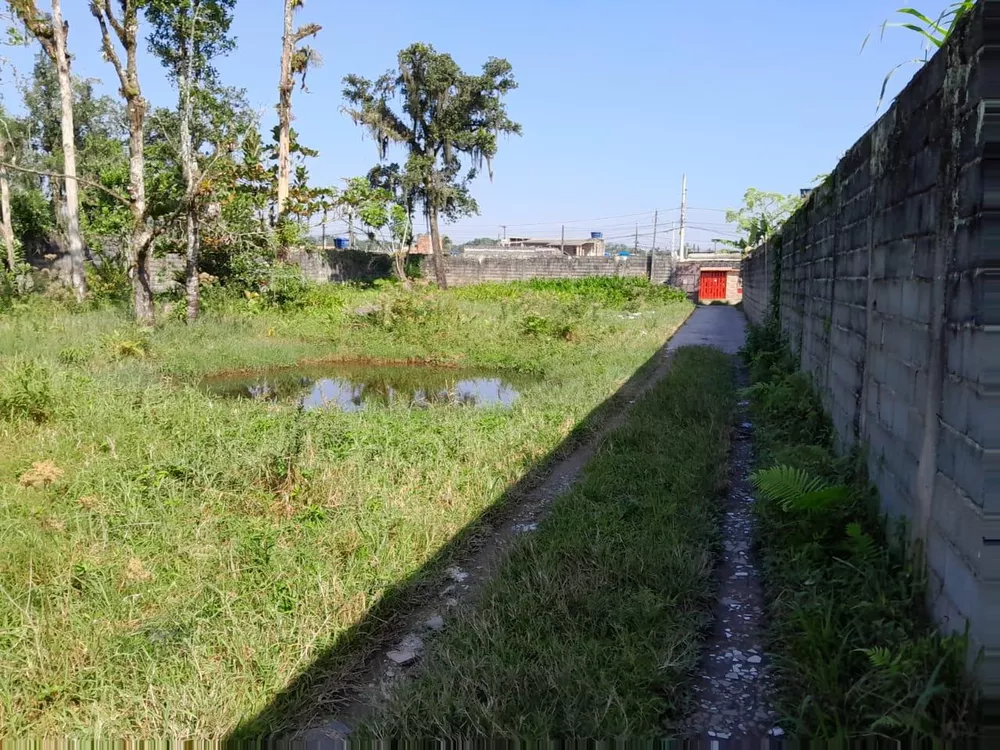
[371,347,734,737]
[0,279,692,736]
[742,322,978,739]
[520,313,576,340]
[0,358,53,423]
[101,329,151,360]
[454,276,687,309]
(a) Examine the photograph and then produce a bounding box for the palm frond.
[751,465,849,513]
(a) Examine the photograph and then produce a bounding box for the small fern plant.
[751,465,849,512]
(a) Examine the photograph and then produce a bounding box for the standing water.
[200,362,525,411]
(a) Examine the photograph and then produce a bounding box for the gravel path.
[683,366,783,744]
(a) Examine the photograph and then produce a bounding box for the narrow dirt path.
[682,368,782,743]
[296,311,694,741]
[668,306,782,742]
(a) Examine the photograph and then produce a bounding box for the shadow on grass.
[226,335,681,742]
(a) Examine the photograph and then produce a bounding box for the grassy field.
[370,346,736,737]
[0,277,691,736]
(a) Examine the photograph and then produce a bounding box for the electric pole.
[561,224,565,255]
[671,220,676,256]
[634,224,639,253]
[679,173,688,261]
[651,210,659,253]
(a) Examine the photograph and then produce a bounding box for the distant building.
[410,233,434,255]
[504,236,606,257]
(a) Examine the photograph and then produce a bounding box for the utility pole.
[670,220,676,256]
[651,210,659,253]
[679,173,688,261]
[633,224,639,253]
[561,224,565,255]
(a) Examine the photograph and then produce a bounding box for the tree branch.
[89,1,129,94]
[1,161,130,205]
[292,23,321,44]
[102,0,125,41]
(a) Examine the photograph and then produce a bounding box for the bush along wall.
[742,321,979,740]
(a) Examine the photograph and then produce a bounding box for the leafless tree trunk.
[0,139,15,271]
[276,0,320,219]
[91,0,154,325]
[50,0,86,301]
[10,0,87,299]
[276,0,293,216]
[177,8,201,324]
[427,201,447,289]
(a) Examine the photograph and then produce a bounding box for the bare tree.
[10,0,87,301]
[89,0,154,325]
[0,136,14,271]
[276,0,320,217]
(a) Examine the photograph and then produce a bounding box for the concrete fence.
[742,1,998,700]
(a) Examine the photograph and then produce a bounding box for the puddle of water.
[200,362,525,411]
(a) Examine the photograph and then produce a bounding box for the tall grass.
[0,278,692,736]
[371,346,735,737]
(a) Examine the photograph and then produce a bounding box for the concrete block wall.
[743,1,999,701]
[439,253,672,285]
[291,249,679,287]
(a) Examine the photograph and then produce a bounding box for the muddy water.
[200,362,526,411]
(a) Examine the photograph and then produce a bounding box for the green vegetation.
[865,2,977,109]
[742,322,978,740]
[723,188,804,253]
[0,277,691,736]
[370,346,735,737]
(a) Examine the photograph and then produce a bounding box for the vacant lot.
[0,278,690,735]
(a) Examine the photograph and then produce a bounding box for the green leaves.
[865,2,976,111]
[724,188,802,252]
[751,465,849,513]
[343,43,521,218]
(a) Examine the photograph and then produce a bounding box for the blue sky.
[2,0,945,248]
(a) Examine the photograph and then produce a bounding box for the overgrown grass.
[742,322,978,740]
[0,276,692,736]
[369,346,735,737]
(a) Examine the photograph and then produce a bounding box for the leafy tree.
[9,0,87,300]
[276,0,320,221]
[339,176,412,285]
[724,188,802,253]
[343,42,521,288]
[146,0,236,321]
[460,236,500,249]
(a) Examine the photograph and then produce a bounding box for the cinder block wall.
[742,1,999,700]
[291,250,678,287]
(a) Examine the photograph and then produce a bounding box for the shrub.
[0,358,54,423]
[102,330,151,360]
[519,313,576,341]
[359,292,447,331]
[86,256,132,305]
[57,346,92,366]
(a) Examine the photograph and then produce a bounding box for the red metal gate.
[699,271,727,301]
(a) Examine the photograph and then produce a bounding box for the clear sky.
[2,0,945,249]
